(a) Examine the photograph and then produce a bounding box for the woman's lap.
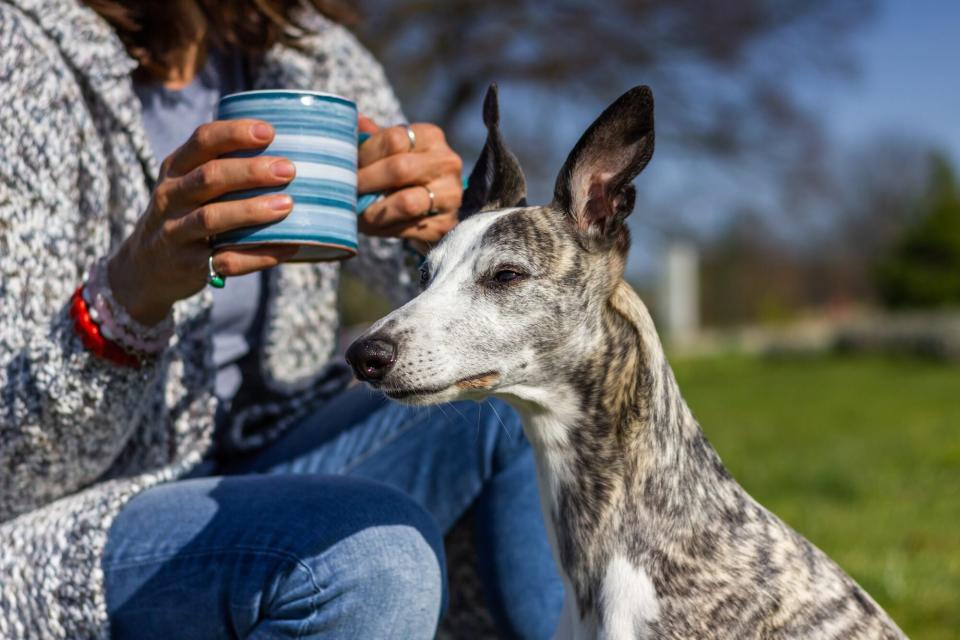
[103,474,444,640]
[104,386,563,639]
[217,386,533,532]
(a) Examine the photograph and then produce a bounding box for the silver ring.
[402,124,416,152]
[207,254,226,288]
[422,185,438,217]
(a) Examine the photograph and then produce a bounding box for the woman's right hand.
[107,120,298,326]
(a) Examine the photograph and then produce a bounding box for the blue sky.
[818,0,960,165]
[620,0,960,278]
[441,1,960,278]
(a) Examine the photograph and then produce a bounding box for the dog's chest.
[525,419,661,638]
[554,553,661,640]
[599,554,661,638]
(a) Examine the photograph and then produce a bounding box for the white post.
[661,240,700,347]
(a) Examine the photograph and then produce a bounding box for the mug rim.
[219,89,356,108]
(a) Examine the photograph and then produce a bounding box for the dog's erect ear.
[552,86,654,247]
[459,84,527,220]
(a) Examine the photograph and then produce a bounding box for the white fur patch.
[427,207,519,277]
[599,554,660,640]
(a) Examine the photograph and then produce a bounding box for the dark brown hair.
[83,0,357,79]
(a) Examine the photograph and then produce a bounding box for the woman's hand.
[108,120,297,325]
[357,117,462,252]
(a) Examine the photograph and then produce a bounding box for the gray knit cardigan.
[0,0,417,636]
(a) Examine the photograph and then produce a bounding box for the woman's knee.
[260,474,446,585]
[299,474,444,560]
[304,521,445,624]
[106,475,446,638]
[270,477,446,636]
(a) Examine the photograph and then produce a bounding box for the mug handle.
[356,132,380,213]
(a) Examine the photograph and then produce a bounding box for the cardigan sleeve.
[0,11,166,522]
[310,20,423,306]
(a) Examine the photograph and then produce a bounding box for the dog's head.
[346,84,654,407]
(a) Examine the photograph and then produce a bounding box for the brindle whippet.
[346,85,906,640]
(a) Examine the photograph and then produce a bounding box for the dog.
[346,85,906,639]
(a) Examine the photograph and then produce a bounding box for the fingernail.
[271,160,295,178]
[268,195,293,211]
[252,123,273,141]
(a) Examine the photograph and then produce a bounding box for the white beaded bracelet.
[83,257,174,356]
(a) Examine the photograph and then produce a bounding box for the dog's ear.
[459,84,527,220]
[552,86,654,249]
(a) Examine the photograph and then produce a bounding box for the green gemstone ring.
[207,255,226,289]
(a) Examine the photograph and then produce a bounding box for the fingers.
[164,120,275,177]
[358,149,462,195]
[158,156,296,212]
[358,175,462,231]
[356,121,461,247]
[358,123,446,168]
[389,213,459,245]
[166,193,294,242]
[211,245,300,278]
[358,115,380,135]
[358,125,413,167]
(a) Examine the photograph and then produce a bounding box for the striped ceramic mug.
[212,90,380,261]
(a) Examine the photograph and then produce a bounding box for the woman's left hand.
[357,116,462,251]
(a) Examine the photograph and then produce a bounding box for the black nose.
[345,337,398,382]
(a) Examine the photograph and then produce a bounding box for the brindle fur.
[348,86,907,639]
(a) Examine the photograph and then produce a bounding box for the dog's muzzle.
[345,336,397,382]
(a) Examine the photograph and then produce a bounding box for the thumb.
[358,115,380,134]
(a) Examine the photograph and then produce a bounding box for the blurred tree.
[699,211,809,327]
[818,138,934,262]
[778,136,937,304]
[699,211,868,327]
[698,141,946,326]
[353,0,873,163]
[875,154,960,308]
[338,0,881,326]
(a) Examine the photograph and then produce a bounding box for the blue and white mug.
[212,90,380,261]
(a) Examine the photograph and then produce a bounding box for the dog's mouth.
[382,371,501,400]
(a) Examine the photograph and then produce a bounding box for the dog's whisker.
[445,400,468,423]
[443,401,479,441]
[475,403,483,442]
[486,400,512,441]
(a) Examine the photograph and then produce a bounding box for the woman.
[0,0,564,638]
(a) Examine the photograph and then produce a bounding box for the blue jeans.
[103,387,563,639]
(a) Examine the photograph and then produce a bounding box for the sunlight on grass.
[671,354,960,640]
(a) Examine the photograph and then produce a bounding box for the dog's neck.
[503,280,745,619]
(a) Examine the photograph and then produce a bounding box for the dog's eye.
[419,265,430,287]
[493,270,522,283]
[484,265,528,288]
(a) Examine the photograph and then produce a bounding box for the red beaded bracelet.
[70,287,142,369]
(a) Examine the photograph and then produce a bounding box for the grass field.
[670,353,960,640]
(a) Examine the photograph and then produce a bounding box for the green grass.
[670,353,960,639]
